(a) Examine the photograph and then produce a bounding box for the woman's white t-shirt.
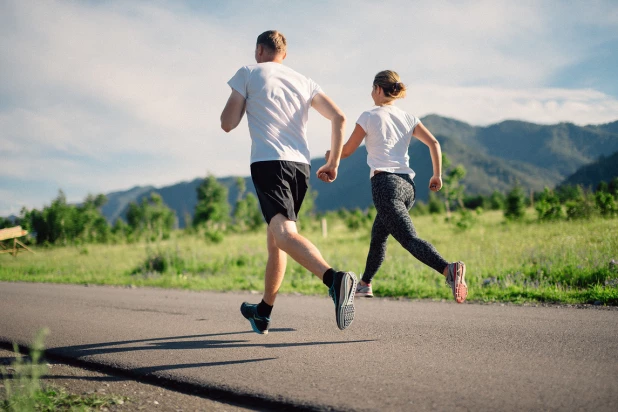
[356,105,420,178]
[228,62,323,165]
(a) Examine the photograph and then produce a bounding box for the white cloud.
[1,0,617,215]
[402,85,618,126]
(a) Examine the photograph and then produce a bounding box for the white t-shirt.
[227,62,323,165]
[356,105,420,178]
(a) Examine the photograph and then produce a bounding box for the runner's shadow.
[146,339,375,350]
[37,357,278,383]
[49,328,375,360]
[53,328,295,354]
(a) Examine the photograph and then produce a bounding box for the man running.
[220,30,357,334]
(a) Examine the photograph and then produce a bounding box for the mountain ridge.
[91,114,618,227]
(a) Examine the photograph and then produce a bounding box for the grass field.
[1,210,617,305]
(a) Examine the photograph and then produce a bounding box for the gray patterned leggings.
[361,172,449,285]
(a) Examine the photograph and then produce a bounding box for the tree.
[235,177,246,203]
[609,177,618,198]
[488,191,506,210]
[504,183,526,221]
[595,191,618,218]
[76,194,110,243]
[29,190,78,245]
[439,154,467,220]
[233,178,263,232]
[0,217,11,229]
[127,192,176,241]
[297,186,317,226]
[193,175,230,229]
[112,218,131,242]
[18,191,112,245]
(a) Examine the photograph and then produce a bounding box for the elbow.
[428,138,440,150]
[220,120,235,133]
[336,112,347,125]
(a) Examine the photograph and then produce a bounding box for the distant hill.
[559,150,618,189]
[95,114,618,227]
[102,177,256,228]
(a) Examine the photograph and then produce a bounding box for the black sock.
[257,299,273,318]
[322,268,336,288]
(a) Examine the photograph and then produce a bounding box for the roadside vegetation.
[1,330,127,411]
[1,160,617,305]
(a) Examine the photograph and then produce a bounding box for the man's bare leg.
[241,214,357,332]
[268,214,330,279]
[263,227,287,306]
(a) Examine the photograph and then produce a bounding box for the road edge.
[0,339,350,412]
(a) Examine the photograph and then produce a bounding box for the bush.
[205,229,225,244]
[463,195,487,210]
[411,200,429,216]
[566,197,597,220]
[345,208,368,230]
[133,248,187,275]
[428,192,444,214]
[555,184,585,203]
[535,188,564,221]
[595,192,618,218]
[454,208,477,231]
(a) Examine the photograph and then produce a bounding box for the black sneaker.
[328,271,358,330]
[240,302,270,335]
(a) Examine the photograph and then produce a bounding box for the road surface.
[1,282,617,411]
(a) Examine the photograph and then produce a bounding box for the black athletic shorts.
[250,160,310,224]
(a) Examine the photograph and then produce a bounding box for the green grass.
[1,210,617,305]
[1,330,127,411]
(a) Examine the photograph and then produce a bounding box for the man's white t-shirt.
[356,105,420,178]
[227,62,323,165]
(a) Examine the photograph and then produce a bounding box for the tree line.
[2,161,617,246]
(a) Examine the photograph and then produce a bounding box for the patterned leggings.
[361,172,449,284]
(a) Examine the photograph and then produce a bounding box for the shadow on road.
[44,328,375,375]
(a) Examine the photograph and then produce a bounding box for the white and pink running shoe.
[355,282,374,298]
[446,262,468,303]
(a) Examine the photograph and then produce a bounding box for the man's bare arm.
[311,93,346,182]
[220,90,246,133]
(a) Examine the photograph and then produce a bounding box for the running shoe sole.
[248,318,268,335]
[355,289,374,298]
[333,272,357,330]
[450,262,468,304]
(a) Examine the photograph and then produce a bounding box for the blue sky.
[1,0,618,216]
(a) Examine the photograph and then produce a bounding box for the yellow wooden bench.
[0,226,34,257]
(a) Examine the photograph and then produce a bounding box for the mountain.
[422,116,618,177]
[96,115,618,227]
[102,177,256,228]
[559,150,618,189]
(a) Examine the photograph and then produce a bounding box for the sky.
[1,0,618,216]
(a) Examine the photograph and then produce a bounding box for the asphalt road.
[1,282,617,411]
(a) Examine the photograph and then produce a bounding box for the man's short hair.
[256,30,287,55]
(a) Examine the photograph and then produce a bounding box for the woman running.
[326,70,467,303]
